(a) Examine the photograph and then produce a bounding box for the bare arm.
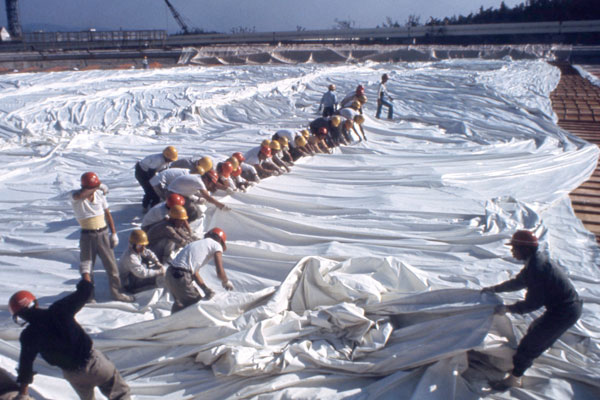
[104,208,117,235]
[72,187,97,201]
[200,189,226,210]
[214,252,228,283]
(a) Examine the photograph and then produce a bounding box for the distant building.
[0,27,11,41]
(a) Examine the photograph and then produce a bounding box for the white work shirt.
[119,246,162,279]
[168,175,206,197]
[171,238,223,274]
[240,163,257,175]
[149,168,189,188]
[141,202,169,229]
[339,107,359,121]
[275,130,295,147]
[139,153,171,173]
[340,92,356,108]
[378,82,390,101]
[71,190,108,221]
[244,146,263,165]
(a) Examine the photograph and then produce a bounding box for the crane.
[5,0,22,37]
[163,0,190,35]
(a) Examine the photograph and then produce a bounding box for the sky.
[0,0,526,34]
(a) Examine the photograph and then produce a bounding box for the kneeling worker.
[481,230,582,390]
[9,276,131,399]
[119,230,166,293]
[166,228,234,313]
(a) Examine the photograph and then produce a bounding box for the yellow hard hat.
[270,140,281,151]
[197,156,213,172]
[169,205,188,220]
[191,165,206,175]
[163,146,178,161]
[295,135,307,147]
[331,116,341,127]
[351,100,361,110]
[358,94,368,104]
[277,136,289,147]
[228,157,240,170]
[129,229,149,246]
[261,139,271,148]
[301,129,310,139]
[354,115,365,124]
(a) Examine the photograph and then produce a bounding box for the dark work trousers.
[322,106,334,117]
[62,348,131,400]
[376,98,393,119]
[165,266,203,313]
[79,228,123,301]
[512,300,583,377]
[134,162,160,209]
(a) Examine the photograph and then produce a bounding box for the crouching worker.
[147,205,196,264]
[8,277,131,400]
[481,230,582,390]
[119,230,166,294]
[166,228,234,313]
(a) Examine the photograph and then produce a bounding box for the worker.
[244,141,284,178]
[8,277,131,400]
[226,156,250,191]
[141,193,186,231]
[340,107,367,141]
[167,165,229,222]
[216,161,237,193]
[232,151,260,184]
[318,84,337,117]
[339,119,355,144]
[376,73,393,120]
[339,93,367,114]
[149,167,189,201]
[339,84,365,110]
[481,230,583,390]
[165,228,234,313]
[170,155,210,171]
[147,205,197,264]
[269,140,292,172]
[135,146,178,211]
[270,134,295,165]
[290,135,311,161]
[118,230,165,293]
[71,172,133,303]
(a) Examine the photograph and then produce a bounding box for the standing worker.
[318,84,337,117]
[8,276,131,400]
[135,146,178,212]
[165,228,234,313]
[481,230,583,390]
[376,73,393,120]
[71,172,133,302]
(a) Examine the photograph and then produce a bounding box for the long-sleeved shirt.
[17,280,94,384]
[320,90,337,108]
[119,246,162,279]
[147,220,195,249]
[492,252,580,314]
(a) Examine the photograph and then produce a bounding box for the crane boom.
[163,0,190,34]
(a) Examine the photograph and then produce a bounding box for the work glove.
[222,280,234,291]
[220,204,231,211]
[109,233,119,249]
[189,195,199,202]
[98,183,109,195]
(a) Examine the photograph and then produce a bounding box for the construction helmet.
[163,146,178,161]
[328,84,336,91]
[343,119,353,129]
[9,290,36,317]
[166,193,185,208]
[301,129,310,139]
[228,157,240,170]
[261,139,271,148]
[191,165,206,175]
[508,230,538,248]
[260,146,272,157]
[351,100,361,110]
[318,127,328,136]
[295,135,307,147]
[356,84,365,95]
[232,167,242,177]
[81,172,101,189]
[331,116,341,127]
[277,136,289,147]
[197,156,213,172]
[205,169,218,184]
[169,205,188,220]
[219,161,234,178]
[270,140,281,151]
[129,229,149,246]
[232,152,245,163]
[207,227,227,251]
[358,94,368,104]
[354,115,365,125]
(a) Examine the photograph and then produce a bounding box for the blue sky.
[1,1,525,34]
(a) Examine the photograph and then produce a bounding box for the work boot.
[111,291,135,303]
[490,373,522,391]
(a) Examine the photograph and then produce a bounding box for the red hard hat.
[9,290,36,316]
[81,172,101,189]
[318,127,328,136]
[206,169,218,184]
[356,84,365,95]
[232,167,242,177]
[260,146,272,158]
[208,227,227,251]
[166,193,185,208]
[232,152,245,162]
[508,230,538,248]
[219,161,234,178]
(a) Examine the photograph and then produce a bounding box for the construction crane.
[5,0,23,37]
[163,0,190,35]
